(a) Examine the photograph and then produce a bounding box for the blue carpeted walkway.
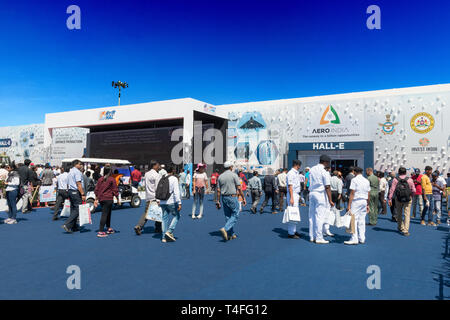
[0,195,448,300]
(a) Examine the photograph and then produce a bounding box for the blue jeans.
[222,196,240,237]
[180,183,186,198]
[192,187,205,216]
[434,199,442,220]
[6,189,18,219]
[421,194,435,222]
[161,204,180,238]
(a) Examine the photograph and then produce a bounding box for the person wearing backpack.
[157,166,182,243]
[388,167,416,236]
[259,168,279,214]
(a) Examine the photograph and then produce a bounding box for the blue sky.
[1,0,450,126]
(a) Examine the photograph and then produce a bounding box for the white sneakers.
[344,240,358,245]
[4,218,17,224]
[191,215,196,219]
[325,231,334,237]
[315,239,329,244]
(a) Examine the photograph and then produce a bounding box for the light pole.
[112,81,128,106]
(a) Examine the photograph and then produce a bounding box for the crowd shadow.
[372,226,400,234]
[209,230,227,242]
[142,226,164,239]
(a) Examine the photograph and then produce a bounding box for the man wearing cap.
[216,161,246,241]
[308,155,334,244]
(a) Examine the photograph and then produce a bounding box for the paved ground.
[0,195,448,300]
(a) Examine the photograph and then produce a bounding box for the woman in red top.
[94,167,120,238]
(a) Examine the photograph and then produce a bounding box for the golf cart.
[61,158,142,213]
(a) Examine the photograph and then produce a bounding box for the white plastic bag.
[78,204,92,227]
[0,198,8,212]
[282,206,300,224]
[60,199,71,217]
[341,212,352,229]
[146,202,162,222]
[324,209,336,226]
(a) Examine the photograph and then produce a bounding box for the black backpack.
[395,178,412,203]
[155,176,171,200]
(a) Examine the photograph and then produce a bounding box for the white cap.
[224,161,234,169]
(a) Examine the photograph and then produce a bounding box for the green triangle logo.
[329,105,340,124]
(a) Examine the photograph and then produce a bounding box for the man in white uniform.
[308,155,334,244]
[345,167,371,245]
[286,160,302,239]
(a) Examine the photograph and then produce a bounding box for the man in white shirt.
[159,166,182,243]
[134,160,161,235]
[330,171,343,210]
[308,155,334,244]
[52,166,69,220]
[378,171,388,215]
[286,160,302,239]
[345,167,371,245]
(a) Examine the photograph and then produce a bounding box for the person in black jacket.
[17,159,34,213]
[259,169,279,214]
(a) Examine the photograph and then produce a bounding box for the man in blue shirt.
[62,159,85,233]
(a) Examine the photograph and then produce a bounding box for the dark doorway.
[331,159,358,178]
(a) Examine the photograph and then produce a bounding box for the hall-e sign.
[312,142,345,150]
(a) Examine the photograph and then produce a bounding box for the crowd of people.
[0,157,449,245]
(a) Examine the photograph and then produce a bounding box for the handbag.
[60,199,71,217]
[146,201,162,222]
[282,206,300,224]
[78,203,92,227]
[346,214,356,234]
